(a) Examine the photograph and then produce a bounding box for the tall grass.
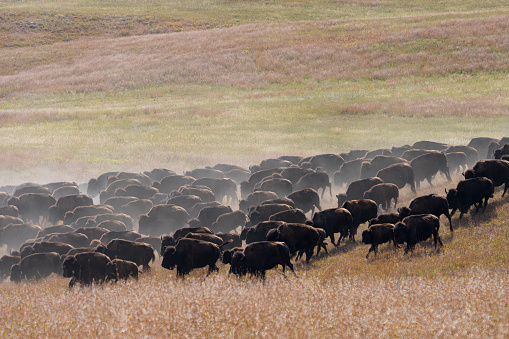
[1,198,508,337]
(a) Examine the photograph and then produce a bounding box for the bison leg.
[305,248,313,262]
[366,245,374,259]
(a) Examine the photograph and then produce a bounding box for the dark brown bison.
[86,213,136,230]
[53,186,80,200]
[398,194,452,232]
[46,232,90,248]
[10,252,62,282]
[244,220,286,244]
[446,177,494,219]
[494,143,509,159]
[376,163,416,193]
[0,254,21,280]
[87,171,119,198]
[363,183,399,211]
[36,225,75,239]
[99,178,144,204]
[248,203,293,225]
[445,152,468,175]
[259,178,293,199]
[74,227,109,241]
[287,188,321,215]
[185,168,225,179]
[238,191,279,213]
[369,212,400,226]
[159,226,214,253]
[443,145,478,167]
[184,232,225,246]
[96,239,155,270]
[361,224,396,259]
[48,194,94,225]
[115,184,159,200]
[188,205,233,228]
[345,177,384,201]
[341,199,378,241]
[410,152,451,189]
[166,195,202,211]
[311,208,353,245]
[0,223,42,252]
[63,252,114,287]
[308,154,344,177]
[152,175,196,194]
[229,241,294,279]
[280,167,314,185]
[144,168,176,183]
[394,214,442,254]
[269,209,307,224]
[20,241,74,259]
[192,177,238,204]
[98,230,143,245]
[138,204,190,236]
[468,137,498,160]
[334,159,364,187]
[63,205,114,225]
[7,193,56,224]
[161,238,221,277]
[266,223,323,262]
[295,171,332,198]
[95,220,127,232]
[177,185,216,203]
[210,210,246,233]
[221,247,245,275]
[360,156,407,179]
[108,259,139,281]
[466,159,509,196]
[412,140,449,151]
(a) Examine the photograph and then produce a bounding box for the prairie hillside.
[0,0,509,337]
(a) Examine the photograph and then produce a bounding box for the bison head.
[62,256,77,278]
[10,264,22,283]
[445,188,459,210]
[398,207,411,220]
[361,229,373,245]
[161,246,177,270]
[105,262,118,282]
[393,222,407,245]
[266,228,281,241]
[463,169,476,179]
[230,251,246,276]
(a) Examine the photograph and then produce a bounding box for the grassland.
[0,0,509,336]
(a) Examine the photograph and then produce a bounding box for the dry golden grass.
[1,182,509,337]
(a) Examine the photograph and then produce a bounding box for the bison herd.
[0,136,508,284]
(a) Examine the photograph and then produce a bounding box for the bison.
[363,183,399,211]
[63,252,114,287]
[398,194,452,232]
[161,238,221,277]
[361,223,396,259]
[393,214,442,254]
[445,177,494,219]
[10,252,62,282]
[229,241,294,279]
[96,239,155,270]
[311,208,353,245]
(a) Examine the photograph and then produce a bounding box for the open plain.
[0,0,509,337]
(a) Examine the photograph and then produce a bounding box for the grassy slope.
[0,190,508,337]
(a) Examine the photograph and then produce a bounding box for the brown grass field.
[1,0,509,336]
